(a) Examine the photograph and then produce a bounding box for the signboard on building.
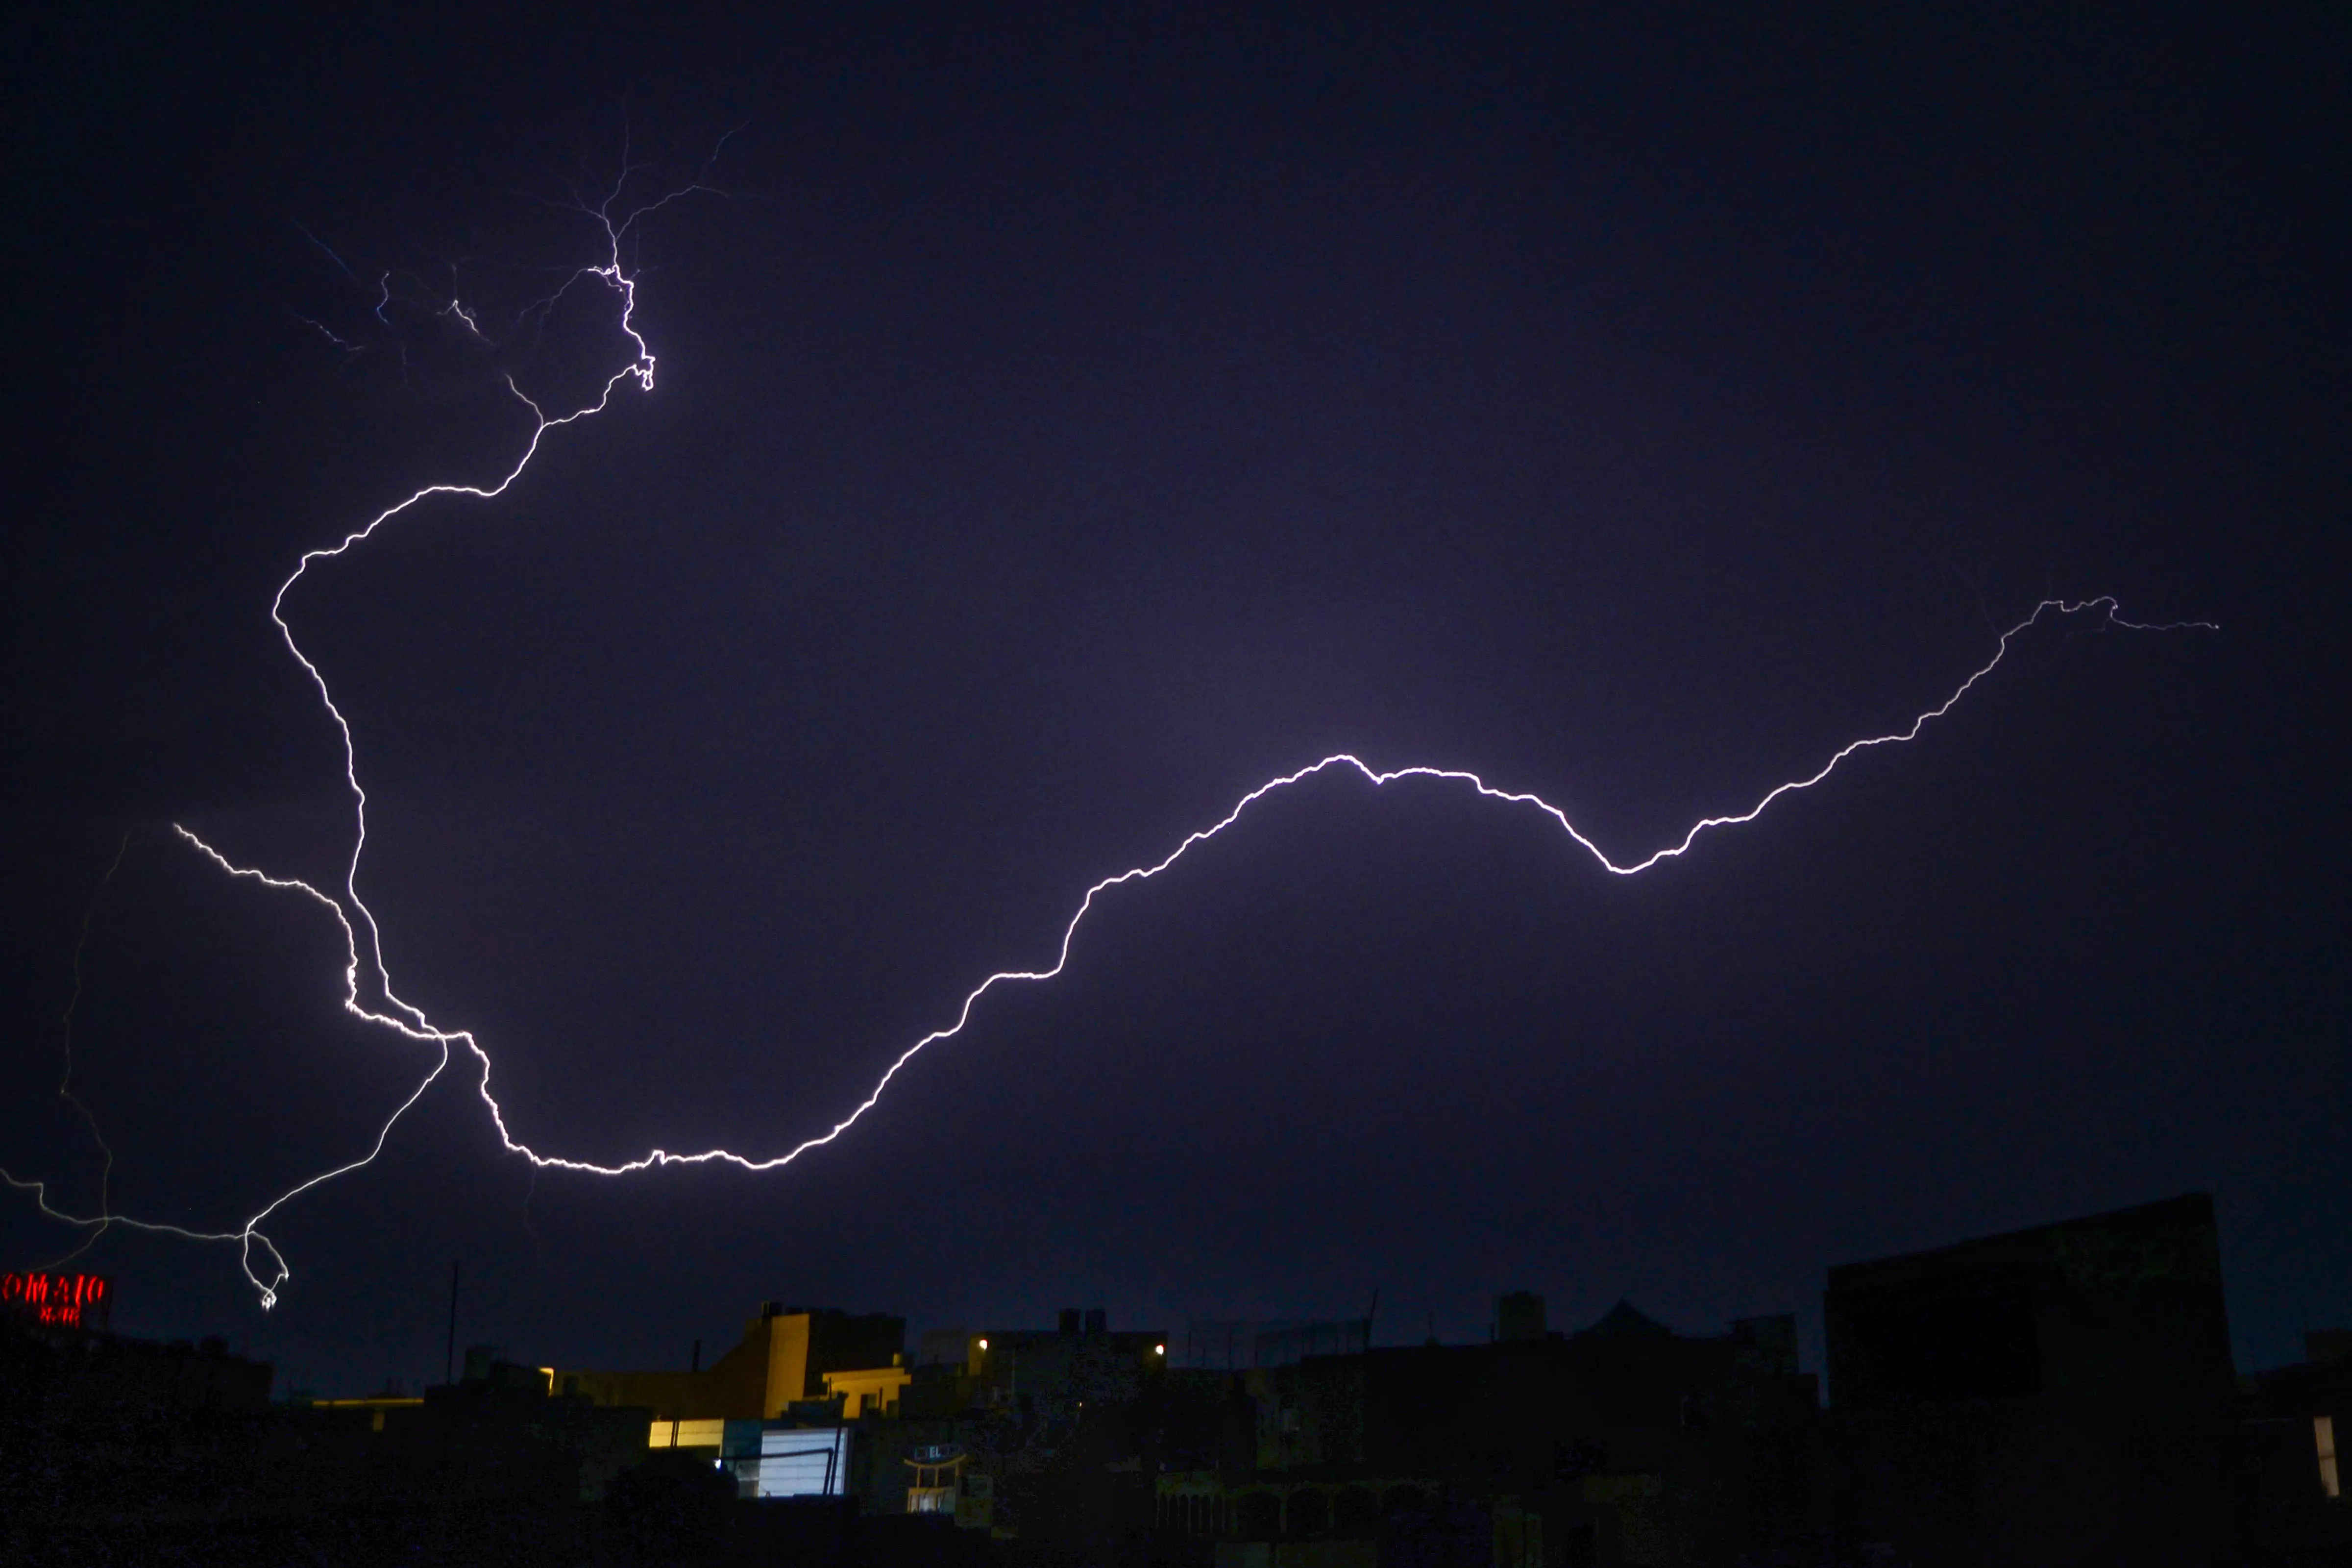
[2,1271,110,1330]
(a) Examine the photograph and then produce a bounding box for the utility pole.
[444,1260,460,1385]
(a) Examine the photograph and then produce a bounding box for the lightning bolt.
[1,143,2216,1308]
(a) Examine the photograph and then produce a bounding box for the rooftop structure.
[555,1303,905,1422]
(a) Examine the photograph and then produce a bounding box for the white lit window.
[756,1426,852,1498]
[2318,1415,2340,1500]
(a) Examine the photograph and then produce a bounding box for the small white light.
[977,1337,988,1351]
[1154,1343,1166,1356]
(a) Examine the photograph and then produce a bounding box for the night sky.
[4,6,2345,1398]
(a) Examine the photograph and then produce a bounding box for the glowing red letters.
[2,1270,111,1329]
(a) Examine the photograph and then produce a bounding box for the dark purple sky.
[4,5,2345,1396]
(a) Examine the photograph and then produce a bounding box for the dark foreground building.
[1158,1297,1824,1567]
[0,1313,667,1566]
[2240,1330,2352,1564]
[12,1199,2350,1565]
[1824,1192,2239,1566]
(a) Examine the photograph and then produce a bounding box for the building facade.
[556,1302,904,1423]
[1824,1191,2238,1566]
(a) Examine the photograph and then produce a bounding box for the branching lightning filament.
[1,147,2217,1308]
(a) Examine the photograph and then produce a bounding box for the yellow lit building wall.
[822,1364,912,1418]
[563,1310,801,1421]
[647,1418,728,1450]
[762,1311,811,1420]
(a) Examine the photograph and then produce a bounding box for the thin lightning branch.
[0,152,707,1308]
[292,312,364,355]
[39,834,132,1272]
[293,221,359,282]
[1,140,2217,1308]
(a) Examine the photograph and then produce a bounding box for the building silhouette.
[12,1190,2351,1564]
[1824,1191,2238,1566]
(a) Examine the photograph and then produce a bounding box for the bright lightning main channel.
[1,164,2216,1308]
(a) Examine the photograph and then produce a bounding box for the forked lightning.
[2,152,2215,1307]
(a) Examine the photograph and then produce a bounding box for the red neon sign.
[2,1271,111,1329]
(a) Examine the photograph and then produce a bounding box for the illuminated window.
[648,1418,726,1451]
[756,1426,852,1498]
[2319,1416,2340,1500]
